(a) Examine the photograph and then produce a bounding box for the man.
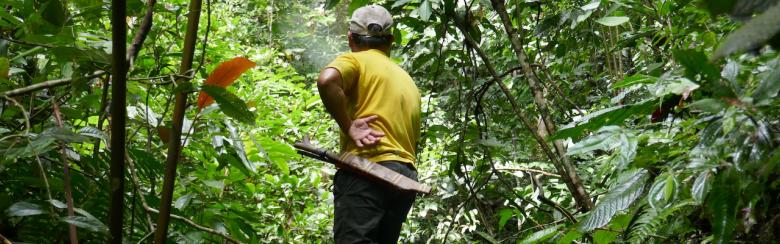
[316,5,422,244]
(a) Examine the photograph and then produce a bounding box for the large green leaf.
[753,58,780,104]
[418,0,432,21]
[566,126,622,155]
[225,120,256,174]
[63,215,108,233]
[324,0,341,10]
[647,172,677,209]
[256,137,295,175]
[348,0,370,15]
[595,16,629,26]
[497,208,513,231]
[712,3,780,59]
[709,170,739,244]
[552,100,655,140]
[692,171,711,204]
[580,169,648,231]
[674,49,733,98]
[6,201,44,217]
[201,85,256,125]
[518,225,559,244]
[612,74,657,89]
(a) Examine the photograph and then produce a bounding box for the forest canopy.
[1,0,780,243]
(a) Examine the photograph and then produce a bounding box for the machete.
[293,139,431,194]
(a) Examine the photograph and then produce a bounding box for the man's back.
[327,49,421,165]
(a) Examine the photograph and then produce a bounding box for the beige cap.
[349,5,393,37]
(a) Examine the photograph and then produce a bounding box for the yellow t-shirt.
[325,49,421,167]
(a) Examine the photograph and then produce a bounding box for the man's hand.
[349,115,385,147]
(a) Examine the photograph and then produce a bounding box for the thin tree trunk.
[52,101,78,243]
[108,0,128,242]
[154,0,202,242]
[489,0,594,211]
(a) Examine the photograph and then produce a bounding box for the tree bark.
[108,0,128,242]
[489,0,594,211]
[154,0,202,242]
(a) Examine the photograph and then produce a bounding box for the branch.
[52,101,79,244]
[494,167,561,177]
[127,0,157,65]
[0,71,106,97]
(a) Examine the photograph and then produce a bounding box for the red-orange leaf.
[197,57,256,110]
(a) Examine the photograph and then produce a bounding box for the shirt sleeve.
[325,54,359,93]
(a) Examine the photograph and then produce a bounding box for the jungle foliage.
[1,0,779,243]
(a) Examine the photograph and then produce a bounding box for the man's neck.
[351,47,391,56]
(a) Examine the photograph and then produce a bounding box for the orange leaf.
[197,57,256,110]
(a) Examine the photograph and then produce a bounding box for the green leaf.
[593,229,618,244]
[673,49,733,98]
[48,199,67,209]
[518,225,559,244]
[566,126,637,168]
[687,98,726,113]
[42,0,66,27]
[567,126,622,155]
[201,85,256,125]
[257,137,295,175]
[497,208,513,231]
[551,100,656,140]
[612,74,657,89]
[581,1,600,11]
[392,0,412,9]
[595,16,629,26]
[709,170,738,244]
[580,169,648,231]
[174,194,194,210]
[674,49,721,82]
[418,0,432,21]
[225,120,256,174]
[721,60,739,83]
[203,180,225,189]
[78,126,108,143]
[692,171,711,204]
[654,78,699,97]
[348,0,370,15]
[6,201,44,217]
[63,216,108,233]
[324,0,341,10]
[648,172,676,209]
[753,59,780,103]
[701,0,735,16]
[557,229,583,244]
[713,3,780,59]
[475,231,499,243]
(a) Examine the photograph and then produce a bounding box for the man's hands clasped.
[349,115,385,147]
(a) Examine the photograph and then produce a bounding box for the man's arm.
[317,68,384,147]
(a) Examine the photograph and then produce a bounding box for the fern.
[628,200,695,242]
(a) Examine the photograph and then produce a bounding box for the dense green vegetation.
[1,0,779,243]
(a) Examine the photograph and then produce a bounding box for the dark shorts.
[333,161,418,244]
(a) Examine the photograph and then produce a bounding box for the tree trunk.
[108,0,128,242]
[154,0,202,242]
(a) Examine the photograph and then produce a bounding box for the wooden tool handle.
[294,141,431,194]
